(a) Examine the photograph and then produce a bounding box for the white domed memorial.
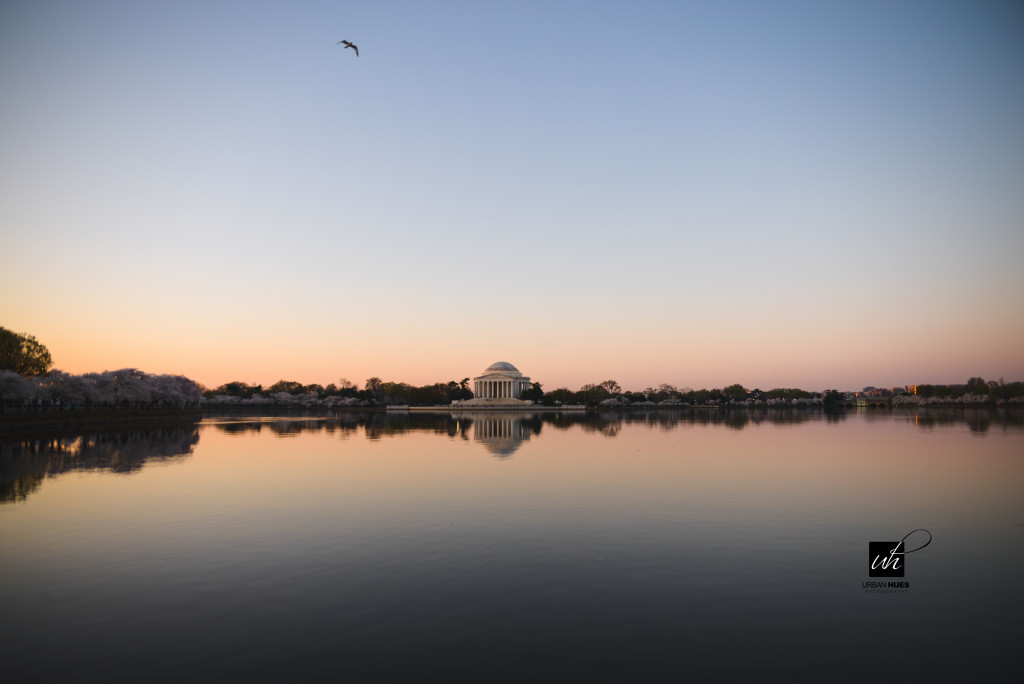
[451,361,533,408]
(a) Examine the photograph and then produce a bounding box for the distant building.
[452,361,533,408]
[472,361,531,400]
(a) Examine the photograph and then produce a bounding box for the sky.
[1,0,1023,393]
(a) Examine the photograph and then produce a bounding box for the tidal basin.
[2,409,1021,681]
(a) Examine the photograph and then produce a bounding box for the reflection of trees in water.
[825,410,844,424]
[5,408,1016,502]
[723,413,751,431]
[213,412,545,456]
[1,424,199,503]
[368,413,471,441]
[209,413,474,442]
[447,409,845,437]
[588,408,834,433]
[895,407,1024,434]
[212,412,369,438]
[538,407,1023,435]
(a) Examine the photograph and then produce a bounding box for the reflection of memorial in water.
[0,423,199,503]
[457,412,536,457]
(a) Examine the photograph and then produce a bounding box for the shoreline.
[3,401,1019,433]
[0,407,203,437]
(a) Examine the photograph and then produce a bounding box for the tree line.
[204,377,473,407]
[906,377,1024,403]
[540,381,828,407]
[205,378,832,407]
[0,368,202,409]
[208,376,1024,408]
[3,325,1021,409]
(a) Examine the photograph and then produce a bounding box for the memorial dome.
[485,361,519,372]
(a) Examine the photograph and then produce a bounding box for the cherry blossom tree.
[1,368,202,408]
[0,370,32,402]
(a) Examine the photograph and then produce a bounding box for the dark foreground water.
[2,409,1022,682]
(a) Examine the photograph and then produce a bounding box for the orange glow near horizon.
[25,311,1024,394]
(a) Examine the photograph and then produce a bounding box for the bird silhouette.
[337,40,358,57]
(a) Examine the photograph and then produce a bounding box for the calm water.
[2,409,1022,682]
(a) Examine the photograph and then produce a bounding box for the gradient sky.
[2,0,1022,392]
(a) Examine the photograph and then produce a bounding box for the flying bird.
[337,40,358,57]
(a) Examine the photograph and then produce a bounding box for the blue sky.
[2,0,1022,391]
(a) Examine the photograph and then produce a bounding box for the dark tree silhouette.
[0,326,53,376]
